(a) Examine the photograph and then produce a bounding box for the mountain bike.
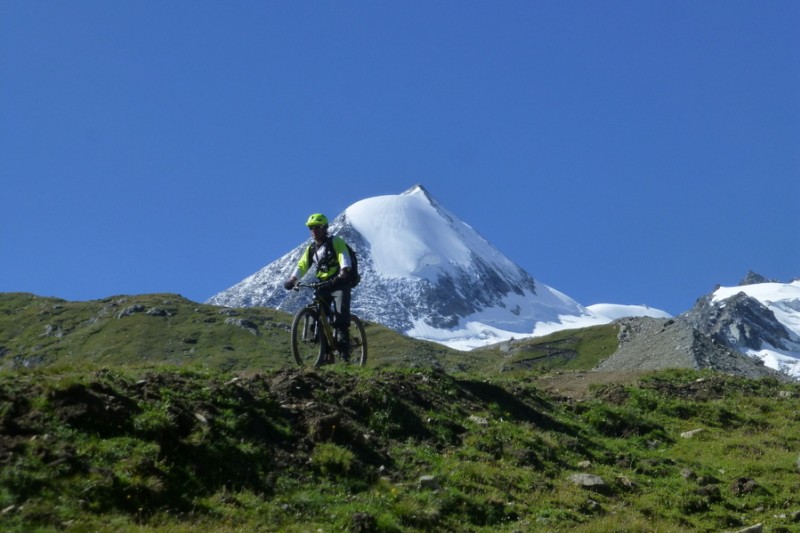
[290,281,367,367]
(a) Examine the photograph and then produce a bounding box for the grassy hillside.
[1,366,799,532]
[0,293,617,374]
[472,323,620,374]
[0,293,465,372]
[4,293,799,532]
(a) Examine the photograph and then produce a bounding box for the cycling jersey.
[291,236,352,281]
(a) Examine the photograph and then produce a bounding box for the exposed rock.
[730,477,758,496]
[739,271,772,286]
[616,475,636,489]
[734,524,762,533]
[694,484,721,501]
[596,317,781,379]
[569,473,606,488]
[117,304,145,318]
[680,428,705,439]
[468,414,488,426]
[351,512,377,533]
[419,475,441,490]
[696,474,720,486]
[42,325,64,338]
[224,317,259,336]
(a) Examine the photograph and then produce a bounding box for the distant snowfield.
[586,303,673,322]
[410,302,672,351]
[712,280,800,376]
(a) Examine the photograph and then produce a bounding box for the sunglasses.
[308,225,325,230]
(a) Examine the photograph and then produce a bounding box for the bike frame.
[297,282,341,361]
[310,296,338,358]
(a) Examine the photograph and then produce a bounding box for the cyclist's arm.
[290,244,313,281]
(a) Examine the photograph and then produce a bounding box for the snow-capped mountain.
[208,185,668,349]
[682,273,800,377]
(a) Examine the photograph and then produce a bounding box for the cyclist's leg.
[316,289,333,318]
[331,286,352,359]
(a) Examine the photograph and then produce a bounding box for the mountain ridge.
[208,185,664,349]
[207,185,800,377]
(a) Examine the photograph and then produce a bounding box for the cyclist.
[284,213,354,360]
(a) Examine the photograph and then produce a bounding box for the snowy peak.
[345,184,519,283]
[346,184,473,279]
[402,183,432,198]
[208,185,604,348]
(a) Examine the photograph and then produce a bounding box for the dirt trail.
[533,370,651,401]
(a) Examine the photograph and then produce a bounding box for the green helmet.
[305,213,329,227]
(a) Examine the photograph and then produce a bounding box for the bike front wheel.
[291,307,327,366]
[346,315,368,367]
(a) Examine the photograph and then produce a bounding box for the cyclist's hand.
[283,279,296,290]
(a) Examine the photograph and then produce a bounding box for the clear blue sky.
[2,1,798,316]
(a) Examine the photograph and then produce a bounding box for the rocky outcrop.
[683,292,794,352]
[739,271,774,286]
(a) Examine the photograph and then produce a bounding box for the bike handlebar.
[293,280,336,291]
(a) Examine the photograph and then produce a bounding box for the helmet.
[305,213,329,227]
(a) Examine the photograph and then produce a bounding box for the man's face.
[309,225,326,242]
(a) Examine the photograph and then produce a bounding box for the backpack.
[346,243,361,287]
[308,237,361,287]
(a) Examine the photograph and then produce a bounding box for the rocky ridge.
[596,316,784,380]
[594,272,800,380]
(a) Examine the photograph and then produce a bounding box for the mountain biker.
[283,213,354,360]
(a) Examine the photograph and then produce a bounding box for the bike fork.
[303,314,317,341]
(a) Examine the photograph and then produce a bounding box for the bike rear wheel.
[291,307,327,366]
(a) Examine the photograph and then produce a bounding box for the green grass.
[471,323,620,374]
[2,366,799,532]
[4,293,800,532]
[0,293,620,376]
[0,292,473,373]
